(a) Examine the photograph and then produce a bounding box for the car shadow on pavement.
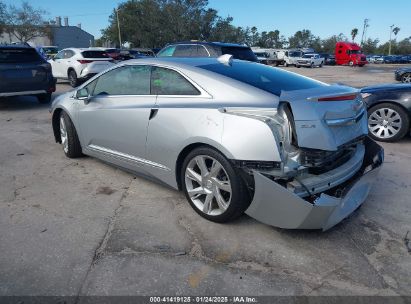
[0,96,50,111]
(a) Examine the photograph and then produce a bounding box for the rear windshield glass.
[0,48,43,63]
[221,47,257,62]
[199,61,326,96]
[81,51,109,58]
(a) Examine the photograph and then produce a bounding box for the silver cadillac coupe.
[50,55,383,230]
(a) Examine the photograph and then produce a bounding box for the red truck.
[335,42,367,66]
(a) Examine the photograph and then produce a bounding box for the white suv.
[49,48,115,87]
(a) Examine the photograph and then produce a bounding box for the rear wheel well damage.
[175,143,254,193]
[52,108,63,143]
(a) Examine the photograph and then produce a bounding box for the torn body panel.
[245,138,383,231]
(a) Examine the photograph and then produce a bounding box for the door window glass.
[55,50,65,59]
[151,67,200,95]
[157,46,176,57]
[93,66,151,96]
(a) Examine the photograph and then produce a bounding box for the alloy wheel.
[60,116,69,153]
[184,155,232,216]
[368,108,402,139]
[402,73,411,83]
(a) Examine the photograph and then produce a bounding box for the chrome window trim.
[88,144,171,171]
[85,63,212,99]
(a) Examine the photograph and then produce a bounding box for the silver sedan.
[50,56,383,230]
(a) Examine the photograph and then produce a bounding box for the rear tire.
[60,112,83,158]
[367,103,409,142]
[37,93,52,104]
[401,73,411,83]
[181,147,251,223]
[296,64,300,68]
[68,70,79,88]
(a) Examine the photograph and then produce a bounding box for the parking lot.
[0,64,410,298]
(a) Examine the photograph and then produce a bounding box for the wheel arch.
[67,67,76,78]
[175,142,232,190]
[367,100,411,120]
[51,107,78,143]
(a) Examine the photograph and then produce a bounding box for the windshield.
[0,48,43,63]
[42,47,58,54]
[289,51,301,57]
[199,61,326,96]
[221,47,258,62]
[254,52,268,58]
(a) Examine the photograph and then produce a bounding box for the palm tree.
[351,28,359,42]
[393,27,400,37]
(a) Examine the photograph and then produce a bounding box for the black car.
[157,41,258,62]
[319,53,336,65]
[394,67,411,83]
[361,83,411,142]
[0,45,56,103]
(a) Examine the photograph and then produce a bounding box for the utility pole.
[116,8,122,49]
[388,24,394,55]
[360,18,369,46]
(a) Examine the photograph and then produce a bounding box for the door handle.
[149,108,158,120]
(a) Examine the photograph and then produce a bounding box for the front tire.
[181,147,251,223]
[368,103,409,142]
[59,112,83,158]
[401,73,411,83]
[68,70,79,87]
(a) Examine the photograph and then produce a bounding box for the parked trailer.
[252,47,314,66]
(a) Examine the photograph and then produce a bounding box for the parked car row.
[367,55,411,64]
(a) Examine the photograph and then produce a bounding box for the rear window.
[81,51,109,58]
[221,47,258,62]
[199,61,326,96]
[0,48,43,63]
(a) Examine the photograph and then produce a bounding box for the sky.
[3,0,411,43]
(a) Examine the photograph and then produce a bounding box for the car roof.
[0,45,32,49]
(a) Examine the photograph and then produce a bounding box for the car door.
[49,50,65,77]
[76,65,156,171]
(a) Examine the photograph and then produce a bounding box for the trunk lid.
[280,85,368,151]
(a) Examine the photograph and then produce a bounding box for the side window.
[93,65,151,96]
[196,45,209,57]
[151,67,200,96]
[173,45,195,57]
[64,50,74,59]
[55,50,65,59]
[157,46,176,57]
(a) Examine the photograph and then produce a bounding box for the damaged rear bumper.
[245,138,384,231]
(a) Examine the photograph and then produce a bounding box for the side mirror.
[76,88,91,103]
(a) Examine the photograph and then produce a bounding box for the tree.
[288,29,319,48]
[393,27,400,37]
[4,1,49,43]
[321,33,347,53]
[0,1,6,34]
[351,28,358,42]
[361,38,379,54]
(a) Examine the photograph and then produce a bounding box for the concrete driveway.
[0,68,410,298]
